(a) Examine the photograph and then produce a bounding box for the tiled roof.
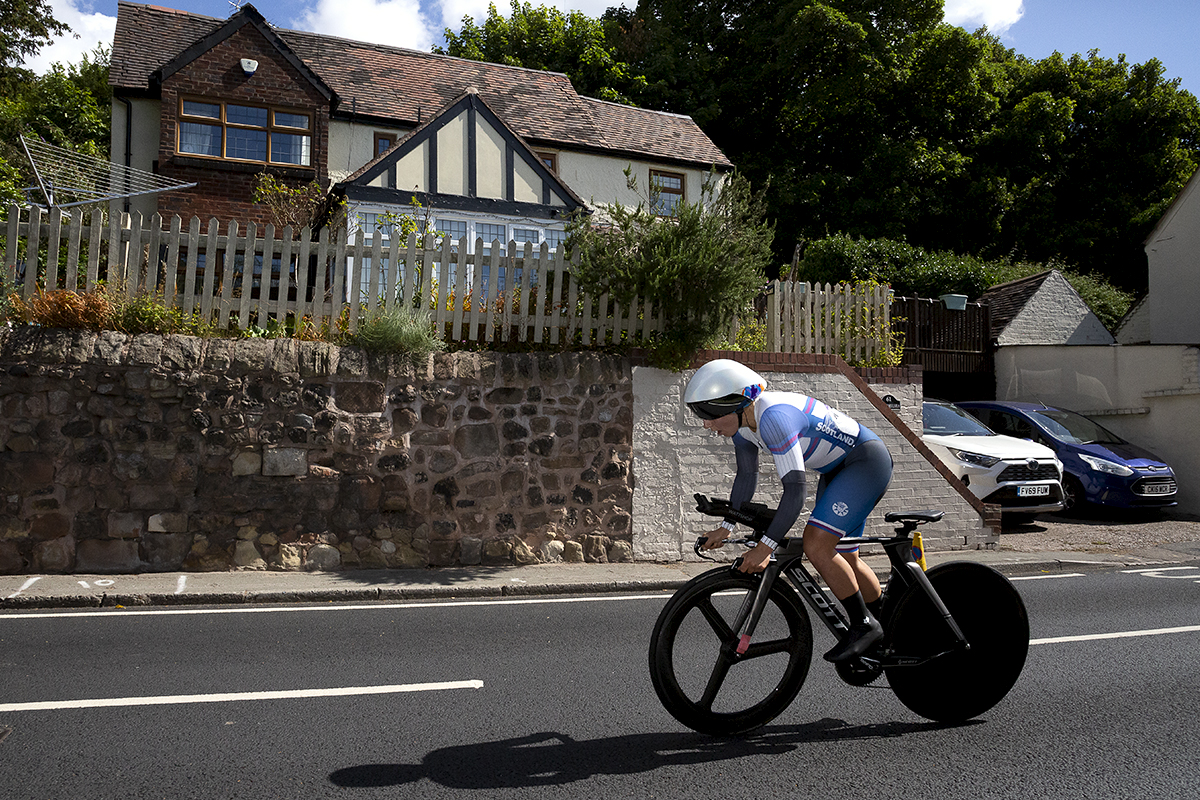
[579,97,730,169]
[110,2,732,169]
[979,270,1053,340]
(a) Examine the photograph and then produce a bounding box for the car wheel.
[1061,475,1088,517]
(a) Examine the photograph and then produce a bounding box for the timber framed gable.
[338,92,585,220]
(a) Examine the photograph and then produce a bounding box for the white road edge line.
[0,593,673,620]
[0,680,484,713]
[1032,624,1200,646]
[1121,566,1199,573]
[1010,573,1086,581]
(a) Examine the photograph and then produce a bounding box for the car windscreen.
[923,403,994,436]
[1028,408,1124,445]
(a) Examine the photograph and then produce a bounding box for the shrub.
[568,170,774,370]
[351,304,446,358]
[795,235,992,299]
[110,291,188,335]
[796,235,1135,331]
[25,288,114,330]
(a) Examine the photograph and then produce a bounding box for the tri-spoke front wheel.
[649,568,813,735]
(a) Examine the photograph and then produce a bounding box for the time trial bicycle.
[648,494,1030,735]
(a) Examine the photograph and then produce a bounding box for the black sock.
[839,590,870,627]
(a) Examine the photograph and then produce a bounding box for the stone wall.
[0,327,634,574]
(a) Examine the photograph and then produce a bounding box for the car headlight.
[1080,454,1134,476]
[949,448,1001,468]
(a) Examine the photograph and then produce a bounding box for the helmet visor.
[687,394,748,421]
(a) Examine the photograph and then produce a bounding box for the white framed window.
[543,229,567,251]
[436,219,468,252]
[512,228,541,247]
[347,208,569,299]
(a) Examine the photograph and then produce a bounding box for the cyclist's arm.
[727,434,759,521]
[754,403,810,549]
[759,469,806,550]
[699,435,758,551]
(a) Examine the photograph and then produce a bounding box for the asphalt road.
[1,564,1199,799]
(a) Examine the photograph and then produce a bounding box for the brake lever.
[694,535,756,561]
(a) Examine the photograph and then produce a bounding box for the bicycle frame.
[695,495,970,668]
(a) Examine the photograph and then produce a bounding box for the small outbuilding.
[981,270,1114,347]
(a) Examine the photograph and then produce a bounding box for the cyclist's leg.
[842,549,882,603]
[801,524,858,597]
[804,439,892,662]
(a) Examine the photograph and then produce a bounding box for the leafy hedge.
[790,234,1135,331]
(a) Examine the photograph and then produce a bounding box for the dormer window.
[177,98,312,167]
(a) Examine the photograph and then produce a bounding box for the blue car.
[955,401,1177,513]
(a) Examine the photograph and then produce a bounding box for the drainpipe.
[118,95,133,213]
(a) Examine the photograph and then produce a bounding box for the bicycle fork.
[727,548,853,656]
[729,560,783,655]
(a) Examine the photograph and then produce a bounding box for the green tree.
[0,45,112,207]
[449,1,1200,296]
[978,49,1200,290]
[435,0,646,103]
[0,0,69,74]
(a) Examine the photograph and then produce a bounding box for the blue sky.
[25,0,1200,98]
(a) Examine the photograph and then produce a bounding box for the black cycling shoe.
[823,617,883,663]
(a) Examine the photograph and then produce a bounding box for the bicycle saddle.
[883,510,944,524]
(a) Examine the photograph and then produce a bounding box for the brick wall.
[631,350,998,562]
[156,24,330,225]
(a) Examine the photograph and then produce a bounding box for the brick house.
[109,1,733,259]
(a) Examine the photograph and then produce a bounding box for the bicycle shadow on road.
[328,718,976,789]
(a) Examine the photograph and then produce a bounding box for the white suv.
[922,400,1065,521]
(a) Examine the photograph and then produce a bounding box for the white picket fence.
[2,207,891,360]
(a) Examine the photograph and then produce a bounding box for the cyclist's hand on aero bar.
[738,541,772,574]
[698,528,730,550]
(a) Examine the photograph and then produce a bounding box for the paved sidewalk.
[4,540,1199,610]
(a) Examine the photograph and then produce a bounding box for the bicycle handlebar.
[693,493,776,532]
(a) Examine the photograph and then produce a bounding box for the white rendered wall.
[326,120,408,185]
[109,97,161,221]
[998,271,1113,346]
[632,366,988,562]
[556,151,720,211]
[1146,174,1200,344]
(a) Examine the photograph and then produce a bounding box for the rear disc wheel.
[884,562,1029,722]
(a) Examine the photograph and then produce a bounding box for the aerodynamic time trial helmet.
[684,359,767,420]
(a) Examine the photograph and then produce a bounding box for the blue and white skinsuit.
[723,392,893,553]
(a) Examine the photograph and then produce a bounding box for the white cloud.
[18,0,117,75]
[294,0,439,51]
[943,0,1024,35]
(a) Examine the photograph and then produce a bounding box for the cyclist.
[684,359,893,663]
